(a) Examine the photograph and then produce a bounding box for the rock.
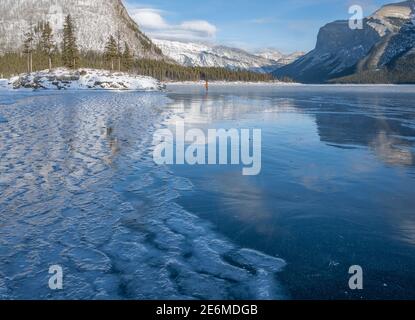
[275,0,415,83]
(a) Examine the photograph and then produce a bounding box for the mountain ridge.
[274,0,415,83]
[153,39,303,73]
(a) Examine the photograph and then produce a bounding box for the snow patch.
[9,68,164,91]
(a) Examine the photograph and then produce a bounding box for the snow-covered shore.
[1,68,164,91]
[166,80,299,86]
[0,73,301,91]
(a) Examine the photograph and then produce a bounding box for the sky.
[124,0,405,53]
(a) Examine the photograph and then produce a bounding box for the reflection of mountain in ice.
[311,94,415,167]
[165,85,415,168]
[0,91,286,299]
[162,85,415,299]
[166,93,299,125]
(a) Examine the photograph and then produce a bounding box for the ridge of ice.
[0,91,287,300]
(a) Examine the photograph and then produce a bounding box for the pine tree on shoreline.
[104,35,118,72]
[62,15,79,69]
[122,42,133,72]
[116,29,122,72]
[40,22,55,70]
[23,27,34,73]
[4,18,276,82]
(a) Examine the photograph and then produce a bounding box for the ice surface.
[167,80,299,86]
[0,79,9,90]
[0,90,286,299]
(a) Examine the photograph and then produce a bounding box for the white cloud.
[126,5,217,42]
[129,8,168,29]
[180,20,217,37]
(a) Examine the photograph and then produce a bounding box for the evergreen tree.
[62,15,79,69]
[23,28,34,73]
[122,42,133,72]
[115,29,122,72]
[33,21,46,51]
[40,22,55,70]
[104,35,118,71]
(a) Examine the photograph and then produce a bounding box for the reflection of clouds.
[214,172,281,238]
[301,171,334,193]
[298,163,344,193]
[398,218,415,246]
[386,192,415,246]
[370,131,413,166]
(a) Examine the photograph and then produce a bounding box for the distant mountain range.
[275,0,415,83]
[0,0,163,59]
[153,39,304,73]
[256,50,305,66]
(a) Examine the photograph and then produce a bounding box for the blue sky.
[124,0,403,53]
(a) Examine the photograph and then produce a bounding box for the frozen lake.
[1,84,415,299]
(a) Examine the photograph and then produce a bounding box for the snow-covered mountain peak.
[258,50,306,65]
[368,0,415,36]
[153,39,303,73]
[256,50,284,62]
[372,0,414,20]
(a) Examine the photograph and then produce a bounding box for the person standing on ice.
[201,72,208,92]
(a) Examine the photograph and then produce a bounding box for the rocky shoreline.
[1,68,164,91]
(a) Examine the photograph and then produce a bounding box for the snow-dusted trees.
[116,29,122,72]
[122,42,133,71]
[104,35,118,71]
[22,22,57,72]
[23,28,34,73]
[106,34,136,72]
[62,15,79,69]
[40,22,55,70]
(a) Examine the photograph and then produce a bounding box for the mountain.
[153,39,302,73]
[257,50,305,65]
[274,0,415,83]
[0,0,163,58]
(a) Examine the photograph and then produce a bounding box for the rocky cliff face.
[358,20,415,70]
[275,0,415,83]
[0,0,163,58]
